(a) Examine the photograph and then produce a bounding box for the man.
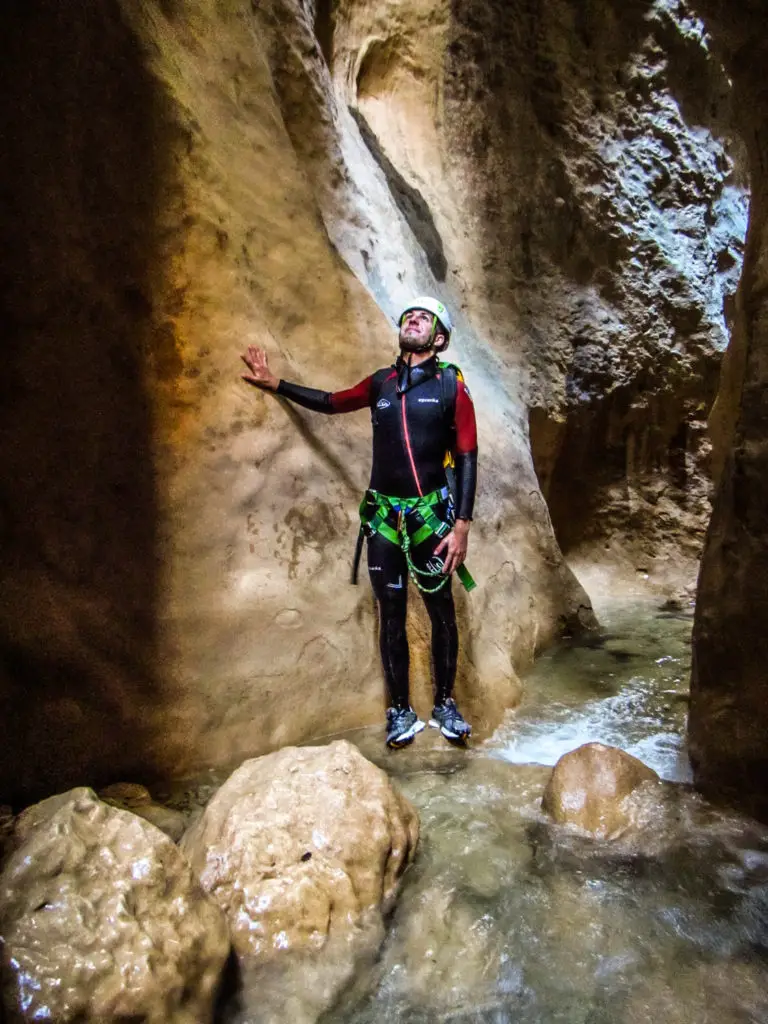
[241,297,478,748]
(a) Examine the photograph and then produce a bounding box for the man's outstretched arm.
[241,345,371,413]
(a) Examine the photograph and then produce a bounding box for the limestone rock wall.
[687,0,768,822]
[0,0,593,802]
[449,0,747,575]
[1,0,751,803]
[331,0,748,591]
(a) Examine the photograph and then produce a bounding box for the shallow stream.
[320,598,768,1024]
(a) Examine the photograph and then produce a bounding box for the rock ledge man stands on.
[241,298,478,748]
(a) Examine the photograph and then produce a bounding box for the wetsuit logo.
[418,397,439,404]
[376,398,391,409]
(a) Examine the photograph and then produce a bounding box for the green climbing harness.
[354,486,477,594]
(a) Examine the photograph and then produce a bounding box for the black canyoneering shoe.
[429,698,471,742]
[386,706,426,749]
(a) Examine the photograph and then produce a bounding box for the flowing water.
[168,597,768,1024]
[488,599,693,782]
[318,598,768,1024]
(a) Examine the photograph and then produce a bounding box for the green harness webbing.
[354,487,477,594]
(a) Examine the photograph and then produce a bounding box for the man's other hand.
[434,519,470,575]
[241,345,279,390]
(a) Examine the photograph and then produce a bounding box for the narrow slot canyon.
[1,0,768,1021]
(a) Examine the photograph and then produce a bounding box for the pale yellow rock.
[99,782,188,842]
[0,788,230,1024]
[542,742,660,838]
[181,740,418,958]
[0,0,598,804]
[99,781,154,806]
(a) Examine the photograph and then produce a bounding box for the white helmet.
[399,296,453,350]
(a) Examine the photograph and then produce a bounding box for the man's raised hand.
[241,345,279,391]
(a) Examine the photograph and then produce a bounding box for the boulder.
[99,782,188,842]
[14,784,187,847]
[0,787,229,1024]
[542,742,660,838]
[181,740,418,961]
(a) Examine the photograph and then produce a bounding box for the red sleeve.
[455,379,477,453]
[330,376,373,413]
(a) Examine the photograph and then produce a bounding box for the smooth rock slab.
[180,740,419,962]
[542,742,660,838]
[0,787,230,1024]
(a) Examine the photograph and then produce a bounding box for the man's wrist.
[454,518,471,531]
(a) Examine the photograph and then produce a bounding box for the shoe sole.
[429,719,471,741]
[387,718,426,749]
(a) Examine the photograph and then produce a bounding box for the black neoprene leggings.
[366,530,459,709]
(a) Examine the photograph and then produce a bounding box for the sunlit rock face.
[0,0,597,802]
[0,788,229,1023]
[180,741,418,1023]
[333,0,745,593]
[687,1,768,824]
[0,0,746,803]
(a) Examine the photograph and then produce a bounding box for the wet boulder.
[542,742,660,838]
[181,740,418,957]
[180,740,418,1021]
[0,787,230,1024]
[98,781,188,842]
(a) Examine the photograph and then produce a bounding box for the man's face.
[399,308,441,352]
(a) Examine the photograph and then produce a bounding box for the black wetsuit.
[276,354,478,709]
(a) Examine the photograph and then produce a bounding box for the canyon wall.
[0,0,746,802]
[334,0,746,590]
[0,0,584,801]
[688,0,768,821]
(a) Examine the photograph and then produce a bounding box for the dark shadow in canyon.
[0,0,176,804]
[529,367,721,556]
[314,0,336,70]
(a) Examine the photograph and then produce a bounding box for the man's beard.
[398,328,433,353]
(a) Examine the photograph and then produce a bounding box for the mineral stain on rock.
[284,500,342,579]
